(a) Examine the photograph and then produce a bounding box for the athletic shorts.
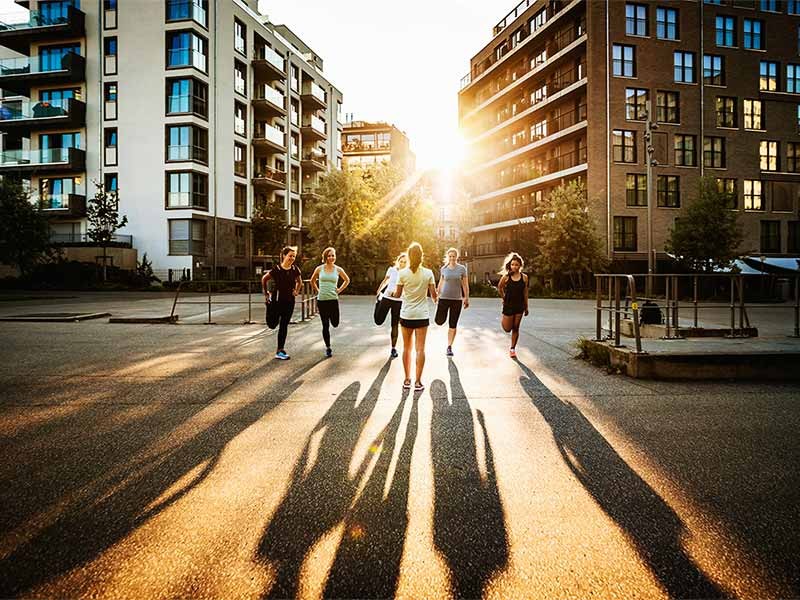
[502,304,525,317]
[435,299,463,329]
[400,318,429,329]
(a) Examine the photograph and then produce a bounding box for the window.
[613,216,637,251]
[40,132,81,150]
[743,19,763,49]
[787,64,800,93]
[704,137,726,168]
[760,221,781,253]
[166,0,208,27]
[40,88,80,102]
[760,61,777,91]
[103,37,117,75]
[166,31,207,72]
[626,174,647,206]
[657,175,680,207]
[791,0,800,14]
[674,51,695,83]
[166,124,208,163]
[704,55,725,85]
[789,221,800,253]
[656,90,679,123]
[104,173,117,193]
[40,176,83,208]
[104,128,117,166]
[234,102,246,136]
[744,179,763,209]
[234,18,246,55]
[656,7,678,40]
[39,44,80,72]
[760,0,779,10]
[715,16,735,47]
[674,134,696,166]
[716,177,738,209]
[234,60,247,96]
[166,77,208,117]
[104,82,117,120]
[290,64,299,92]
[234,142,246,176]
[744,99,763,129]
[169,219,206,255]
[235,226,246,257]
[612,130,637,163]
[625,88,648,120]
[716,97,736,127]
[234,183,247,218]
[625,4,647,36]
[760,140,778,171]
[166,171,208,209]
[788,142,800,172]
[612,44,636,77]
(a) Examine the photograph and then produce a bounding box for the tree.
[534,180,607,290]
[0,178,53,277]
[86,181,127,282]
[252,199,289,259]
[665,177,743,272]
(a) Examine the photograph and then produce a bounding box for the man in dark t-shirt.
[261,246,303,360]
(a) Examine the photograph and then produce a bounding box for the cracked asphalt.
[0,294,798,599]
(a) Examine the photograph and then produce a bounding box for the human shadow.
[322,388,418,598]
[0,355,321,597]
[430,358,509,599]
[257,360,391,599]
[515,359,727,599]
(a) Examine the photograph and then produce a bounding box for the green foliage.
[252,199,289,258]
[534,180,607,289]
[305,164,438,280]
[87,181,128,281]
[134,252,160,286]
[665,177,743,272]
[0,178,53,276]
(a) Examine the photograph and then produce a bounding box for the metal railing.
[50,232,133,246]
[595,273,800,353]
[169,279,318,325]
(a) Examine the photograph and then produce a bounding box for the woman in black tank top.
[497,252,529,359]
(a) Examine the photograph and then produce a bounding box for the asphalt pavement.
[0,295,798,599]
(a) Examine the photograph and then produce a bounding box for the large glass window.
[674,134,696,166]
[703,136,725,168]
[760,140,778,171]
[790,0,800,14]
[234,60,247,96]
[234,142,246,176]
[166,31,207,72]
[39,44,81,72]
[234,18,246,55]
[743,19,763,49]
[704,54,724,85]
[788,142,800,172]
[656,7,678,40]
[169,219,206,255]
[787,64,800,93]
[612,130,636,163]
[716,97,737,128]
[613,216,637,251]
[674,51,695,83]
[612,44,636,77]
[166,0,208,27]
[166,171,208,209]
[626,173,647,206]
[760,61,777,91]
[234,101,246,136]
[715,15,735,47]
[625,88,648,120]
[744,179,763,210]
[716,178,737,209]
[656,90,679,123]
[625,4,647,36]
[760,0,779,10]
[657,175,680,207]
[234,183,247,218]
[166,77,208,117]
[166,124,208,163]
[744,99,763,129]
[788,221,800,253]
[40,132,81,149]
[760,221,781,253]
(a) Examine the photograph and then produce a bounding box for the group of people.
[261,243,529,391]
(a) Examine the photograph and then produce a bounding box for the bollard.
[794,275,800,338]
[738,275,745,336]
[207,282,212,325]
[693,275,698,328]
[672,275,679,335]
[247,281,252,324]
[595,276,602,341]
[614,277,621,348]
[664,277,671,338]
[729,276,735,337]
[607,278,613,340]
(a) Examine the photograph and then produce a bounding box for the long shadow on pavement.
[0,355,321,597]
[430,358,509,599]
[257,360,391,599]
[515,358,727,599]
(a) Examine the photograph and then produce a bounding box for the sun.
[415,128,468,173]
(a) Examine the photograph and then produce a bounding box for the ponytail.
[407,242,423,273]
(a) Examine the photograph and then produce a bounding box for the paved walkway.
[1,296,798,598]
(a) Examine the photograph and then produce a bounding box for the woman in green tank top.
[310,247,351,357]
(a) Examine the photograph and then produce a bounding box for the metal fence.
[595,273,800,354]
[169,279,318,325]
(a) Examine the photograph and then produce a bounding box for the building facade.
[342,120,415,174]
[458,0,800,279]
[0,0,342,280]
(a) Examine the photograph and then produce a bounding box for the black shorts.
[502,305,525,317]
[435,299,463,328]
[400,318,429,329]
[374,296,402,326]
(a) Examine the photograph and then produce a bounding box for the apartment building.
[342,120,416,174]
[458,0,800,279]
[0,0,343,280]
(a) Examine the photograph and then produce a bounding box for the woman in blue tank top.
[311,247,351,357]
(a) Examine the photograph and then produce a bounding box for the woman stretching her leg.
[434,247,469,356]
[393,242,438,392]
[496,252,529,359]
[310,247,350,358]
[374,253,407,358]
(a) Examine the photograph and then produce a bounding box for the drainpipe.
[605,1,612,258]
[699,1,704,179]
[97,0,103,196]
[212,0,218,276]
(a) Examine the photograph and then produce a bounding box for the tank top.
[317,265,340,301]
[504,274,526,309]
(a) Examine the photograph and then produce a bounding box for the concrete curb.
[0,312,111,323]
[108,315,179,324]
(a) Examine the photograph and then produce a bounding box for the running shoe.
[390,348,398,359]
[403,379,412,390]
[446,346,454,357]
[414,382,425,392]
[275,350,290,360]
[509,348,517,359]
[326,347,333,358]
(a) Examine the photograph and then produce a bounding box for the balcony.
[253,45,285,80]
[301,81,326,110]
[301,186,322,201]
[301,115,326,141]
[0,52,85,96]
[252,123,285,154]
[0,97,85,132]
[252,165,286,190]
[342,140,391,154]
[301,150,327,172]
[50,232,133,248]
[39,193,86,218]
[0,147,85,175]
[0,4,85,54]
[463,240,515,258]
[252,85,285,117]
[475,205,535,227]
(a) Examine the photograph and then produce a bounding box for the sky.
[260,0,505,170]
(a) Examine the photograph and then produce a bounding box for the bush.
[3,260,158,291]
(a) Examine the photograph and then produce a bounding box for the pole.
[645,99,657,298]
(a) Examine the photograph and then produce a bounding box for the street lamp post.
[644,100,658,298]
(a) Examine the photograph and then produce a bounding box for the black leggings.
[374,297,402,347]
[267,300,295,351]
[435,299,463,329]
[318,299,340,348]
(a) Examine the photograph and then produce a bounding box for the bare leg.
[448,327,457,347]
[401,326,413,383]
[414,326,428,384]
[511,314,523,349]
[501,314,514,333]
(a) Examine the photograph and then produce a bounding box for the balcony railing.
[476,205,535,226]
[0,52,83,76]
[50,232,133,247]
[0,2,78,30]
[342,140,391,153]
[0,97,83,121]
[0,147,82,167]
[302,115,326,136]
[254,123,285,147]
[302,81,326,105]
[258,85,284,108]
[463,240,516,257]
[255,45,285,74]
[472,147,587,197]
[302,150,327,165]
[253,165,287,184]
